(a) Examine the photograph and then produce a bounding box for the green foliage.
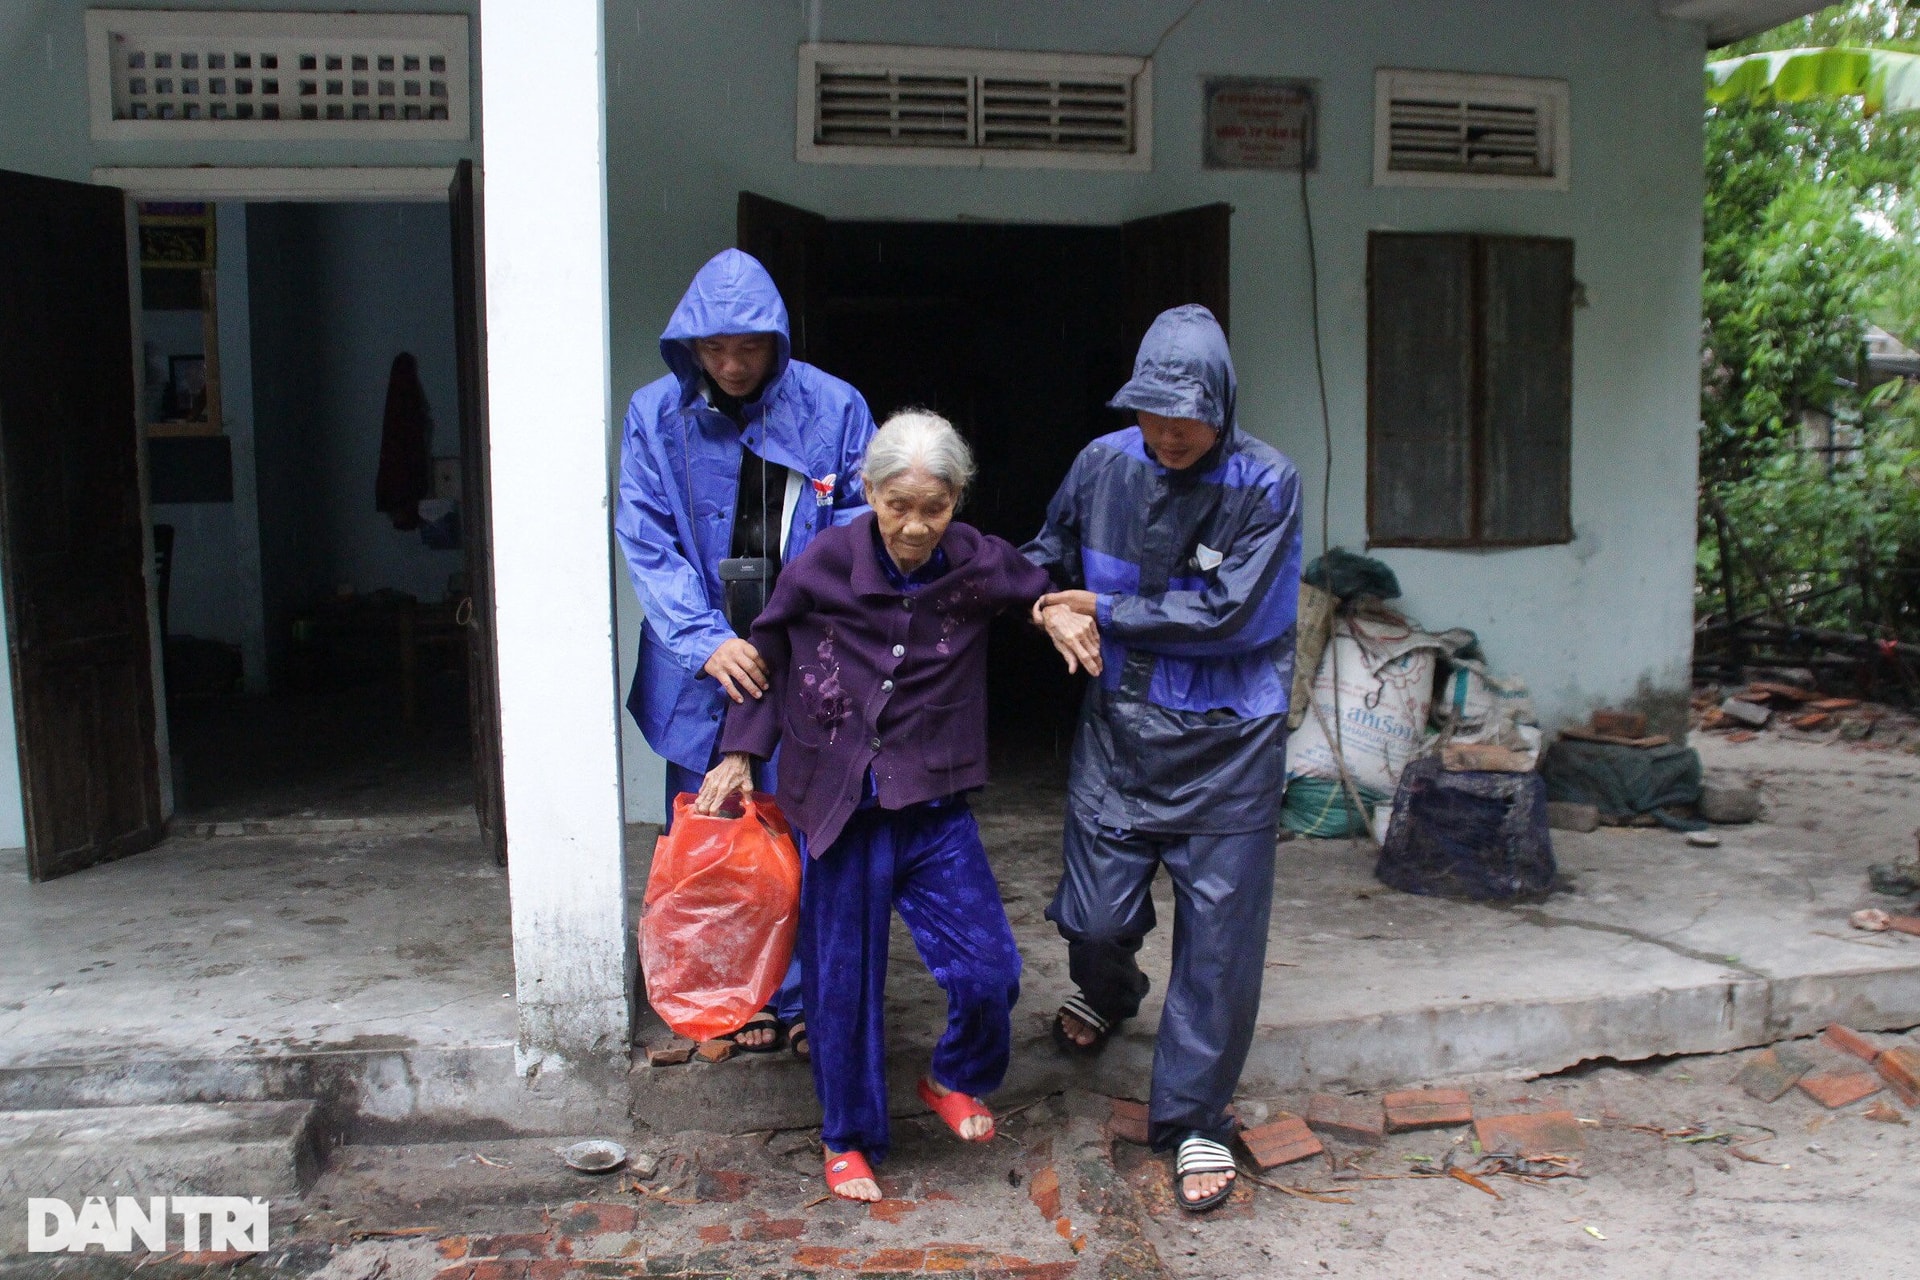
[1700,1,1920,643]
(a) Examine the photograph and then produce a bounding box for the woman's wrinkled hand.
[693,752,756,815]
[1035,601,1103,677]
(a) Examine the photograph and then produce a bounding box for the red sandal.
[824,1149,876,1199]
[917,1077,996,1142]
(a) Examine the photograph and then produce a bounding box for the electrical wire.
[1297,102,1378,845]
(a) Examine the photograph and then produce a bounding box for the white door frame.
[93,165,458,202]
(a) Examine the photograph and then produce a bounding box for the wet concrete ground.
[8,1032,1919,1278]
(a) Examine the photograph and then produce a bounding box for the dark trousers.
[666,756,804,1026]
[1047,806,1277,1150]
[799,802,1022,1163]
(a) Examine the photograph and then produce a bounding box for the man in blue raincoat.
[1024,305,1302,1213]
[617,248,878,1056]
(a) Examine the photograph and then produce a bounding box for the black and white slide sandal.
[1174,1135,1239,1214]
[1052,993,1112,1056]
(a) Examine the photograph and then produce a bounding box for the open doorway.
[739,195,1230,755]
[145,197,472,823]
[0,165,502,882]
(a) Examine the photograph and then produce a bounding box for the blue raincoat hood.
[658,249,793,396]
[1107,304,1236,436]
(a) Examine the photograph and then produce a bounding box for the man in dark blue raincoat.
[617,248,878,1052]
[1024,304,1302,1211]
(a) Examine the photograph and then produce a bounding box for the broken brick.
[1055,1217,1074,1239]
[1238,1114,1325,1169]
[1027,1166,1062,1219]
[866,1198,918,1223]
[1797,1071,1882,1109]
[1306,1092,1386,1144]
[857,1249,926,1273]
[1864,1100,1909,1124]
[557,1201,638,1236]
[696,1225,733,1244]
[1383,1088,1473,1131]
[1789,712,1830,731]
[1876,1046,1920,1106]
[792,1246,856,1268]
[1591,709,1649,737]
[1107,1096,1151,1145]
[1736,1047,1812,1102]
[1809,697,1860,711]
[1473,1110,1586,1156]
[1822,1023,1881,1064]
[1726,730,1757,743]
[738,1218,806,1241]
[923,1245,997,1272]
[695,1038,735,1064]
[646,1040,695,1067]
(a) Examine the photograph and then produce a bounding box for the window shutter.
[1367,234,1476,545]
[1479,238,1574,544]
[1367,232,1575,548]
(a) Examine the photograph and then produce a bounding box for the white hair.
[862,409,976,499]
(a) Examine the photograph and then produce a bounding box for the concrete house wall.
[604,0,1707,821]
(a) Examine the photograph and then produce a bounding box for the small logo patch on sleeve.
[812,474,837,508]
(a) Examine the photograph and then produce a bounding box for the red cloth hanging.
[374,351,432,530]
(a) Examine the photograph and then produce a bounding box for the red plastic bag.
[639,792,802,1043]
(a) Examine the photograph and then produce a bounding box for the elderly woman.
[696,410,1094,1201]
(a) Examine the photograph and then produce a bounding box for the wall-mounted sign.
[1203,77,1317,171]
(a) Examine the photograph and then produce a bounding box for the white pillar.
[478,0,628,1073]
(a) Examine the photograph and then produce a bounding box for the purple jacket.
[719,513,1053,852]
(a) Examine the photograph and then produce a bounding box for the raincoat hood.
[1107,304,1236,436]
[659,249,793,397]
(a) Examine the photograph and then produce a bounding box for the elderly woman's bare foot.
[824,1148,881,1201]
[918,1076,995,1141]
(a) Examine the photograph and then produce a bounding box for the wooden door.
[0,169,163,880]
[450,160,507,865]
[737,192,826,360]
[1120,203,1232,352]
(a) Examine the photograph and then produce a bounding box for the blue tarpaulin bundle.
[1374,757,1556,902]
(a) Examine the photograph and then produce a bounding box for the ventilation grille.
[816,69,972,147]
[86,11,469,141]
[1387,97,1544,176]
[978,77,1132,151]
[799,44,1149,170]
[1373,70,1568,190]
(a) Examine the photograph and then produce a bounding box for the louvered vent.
[978,77,1132,151]
[816,68,972,147]
[1388,97,1543,175]
[799,44,1151,170]
[86,10,470,141]
[1373,70,1568,190]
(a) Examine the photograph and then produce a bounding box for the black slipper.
[730,1010,785,1055]
[1051,994,1112,1056]
[789,1020,809,1061]
[1174,1135,1238,1214]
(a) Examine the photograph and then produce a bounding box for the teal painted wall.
[605,0,1708,820]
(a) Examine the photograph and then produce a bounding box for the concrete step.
[0,1101,327,1252]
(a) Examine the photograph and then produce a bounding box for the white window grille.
[85,10,470,142]
[797,43,1151,171]
[1373,69,1569,191]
